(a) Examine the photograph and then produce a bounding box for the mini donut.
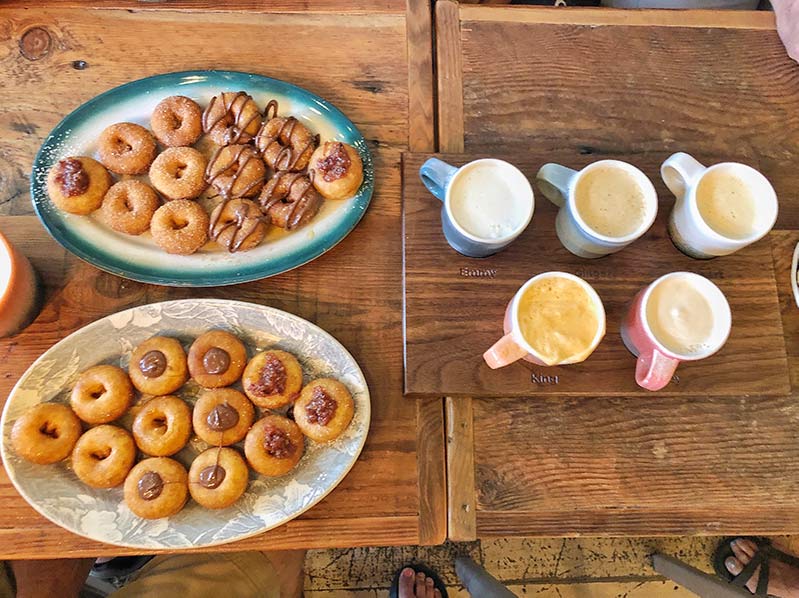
[242,350,303,409]
[124,457,188,519]
[188,447,249,510]
[192,388,255,447]
[149,147,208,200]
[187,330,248,388]
[202,91,262,146]
[293,378,355,442]
[11,403,82,465]
[97,122,157,175]
[151,96,203,147]
[205,145,266,200]
[209,198,267,252]
[244,415,304,477]
[71,425,136,488]
[129,336,189,395]
[99,180,160,235]
[309,142,364,200]
[150,199,209,255]
[255,100,318,172]
[132,395,192,457]
[46,157,111,215]
[70,364,133,424]
[259,171,323,230]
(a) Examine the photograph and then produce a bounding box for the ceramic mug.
[535,160,658,258]
[621,272,731,391]
[0,231,41,338]
[419,158,534,258]
[661,152,778,258]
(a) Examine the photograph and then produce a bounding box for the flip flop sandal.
[713,536,799,597]
[90,556,154,581]
[389,563,449,598]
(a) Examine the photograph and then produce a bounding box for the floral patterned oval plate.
[0,299,370,549]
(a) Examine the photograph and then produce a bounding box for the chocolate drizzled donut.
[255,100,319,172]
[259,171,323,230]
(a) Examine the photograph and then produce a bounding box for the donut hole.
[174,163,187,179]
[112,136,133,155]
[39,421,60,439]
[169,216,189,231]
[91,447,112,461]
[90,387,107,400]
[151,415,169,436]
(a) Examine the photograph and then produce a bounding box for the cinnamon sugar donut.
[192,388,255,447]
[188,330,248,388]
[71,425,136,488]
[99,180,160,235]
[242,350,303,409]
[124,457,188,519]
[132,395,192,457]
[205,145,265,200]
[150,199,209,255]
[70,364,134,424]
[202,92,262,146]
[11,403,82,465]
[255,100,318,172]
[244,415,304,477]
[309,142,364,200]
[293,378,354,442]
[46,157,111,215]
[151,96,203,147]
[149,147,207,200]
[129,336,189,395]
[259,171,323,230]
[209,198,267,252]
[188,447,249,510]
[98,122,157,175]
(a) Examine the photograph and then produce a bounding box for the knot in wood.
[19,27,51,61]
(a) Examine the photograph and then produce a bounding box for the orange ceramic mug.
[0,232,41,338]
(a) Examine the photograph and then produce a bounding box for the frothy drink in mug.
[574,165,648,238]
[645,276,715,355]
[696,169,758,240]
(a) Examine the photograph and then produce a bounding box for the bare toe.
[737,539,759,558]
[425,576,435,598]
[416,571,427,596]
[732,541,754,566]
[398,568,415,598]
[434,590,442,598]
[726,556,744,576]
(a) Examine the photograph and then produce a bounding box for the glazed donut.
[242,350,303,409]
[309,142,364,200]
[97,122,157,175]
[150,199,209,255]
[192,388,255,447]
[11,403,82,465]
[70,364,134,424]
[188,447,249,510]
[124,457,188,519]
[99,180,160,235]
[255,100,318,172]
[129,336,189,395]
[71,425,136,488]
[244,415,304,477]
[149,147,208,200]
[209,198,267,253]
[259,171,322,230]
[293,378,354,442]
[132,395,192,457]
[202,91,262,146]
[205,145,266,200]
[151,96,203,147]
[187,330,248,388]
[46,157,111,215]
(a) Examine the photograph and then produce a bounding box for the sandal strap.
[764,544,799,569]
[755,555,769,597]
[732,551,764,588]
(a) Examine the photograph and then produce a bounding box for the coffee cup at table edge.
[0,232,40,338]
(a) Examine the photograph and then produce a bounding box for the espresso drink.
[517,276,600,365]
[646,276,714,356]
[574,166,647,238]
[696,169,757,240]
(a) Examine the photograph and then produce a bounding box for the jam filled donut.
[11,403,82,465]
[293,378,355,442]
[309,142,364,200]
[124,457,188,519]
[132,395,192,457]
[46,157,111,215]
[70,364,134,424]
[149,147,208,200]
[244,415,304,477]
[255,100,318,172]
[99,180,160,235]
[192,388,254,446]
[71,424,136,488]
[97,122,158,175]
[259,171,323,230]
[242,350,303,409]
[129,336,189,395]
[150,199,209,255]
[209,198,267,253]
[187,330,248,388]
[151,96,203,147]
[188,447,249,510]
[205,145,266,200]
[202,91,262,146]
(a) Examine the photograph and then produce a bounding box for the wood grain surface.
[0,0,405,13]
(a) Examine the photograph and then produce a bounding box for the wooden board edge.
[445,396,477,541]
[0,1,406,14]
[416,397,448,545]
[407,0,436,152]
[435,0,465,153]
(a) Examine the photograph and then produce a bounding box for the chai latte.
[696,169,758,240]
[574,165,648,238]
[646,276,714,356]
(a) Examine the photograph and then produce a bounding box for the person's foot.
[724,538,799,598]
[398,567,442,598]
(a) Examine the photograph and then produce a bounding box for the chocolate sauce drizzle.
[209,199,265,253]
[201,91,261,145]
[259,171,321,231]
[255,100,319,172]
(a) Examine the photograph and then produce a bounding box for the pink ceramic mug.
[621,272,731,391]
[0,232,41,338]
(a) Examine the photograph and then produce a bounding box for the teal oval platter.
[31,70,374,287]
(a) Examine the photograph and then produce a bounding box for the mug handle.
[635,349,679,391]
[661,152,705,198]
[420,158,458,202]
[483,334,528,369]
[535,164,577,208]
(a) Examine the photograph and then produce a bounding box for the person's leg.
[262,550,305,598]
[10,558,94,598]
[724,538,799,597]
[397,567,442,598]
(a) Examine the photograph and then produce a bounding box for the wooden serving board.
[402,152,790,398]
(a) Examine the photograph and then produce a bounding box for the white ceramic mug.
[661,152,778,258]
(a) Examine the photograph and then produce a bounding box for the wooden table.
[434,1,799,540]
[0,0,446,558]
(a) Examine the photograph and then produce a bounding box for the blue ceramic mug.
[419,158,534,258]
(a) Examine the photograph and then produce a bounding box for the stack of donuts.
[45,91,365,255]
[9,330,355,519]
